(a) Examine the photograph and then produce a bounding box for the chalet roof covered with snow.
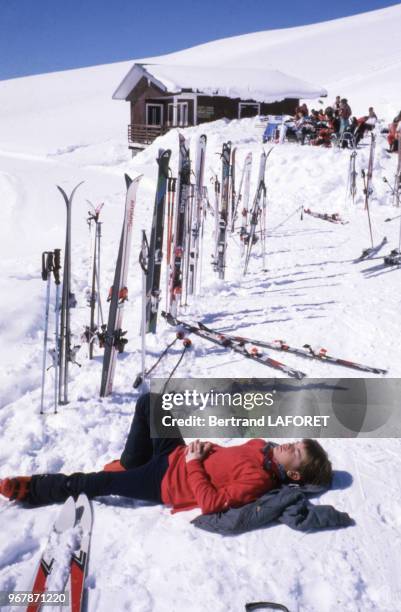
[112,63,327,102]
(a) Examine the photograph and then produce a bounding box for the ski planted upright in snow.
[239,152,253,241]
[361,132,376,248]
[243,148,273,274]
[57,182,84,406]
[85,202,104,359]
[162,312,306,379]
[169,134,191,316]
[232,151,252,233]
[146,149,171,333]
[187,134,207,296]
[99,174,142,397]
[215,141,231,279]
[197,322,388,375]
[346,149,357,205]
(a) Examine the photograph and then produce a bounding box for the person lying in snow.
[0,393,332,514]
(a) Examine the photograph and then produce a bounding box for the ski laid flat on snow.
[100,174,142,397]
[162,313,306,379]
[355,236,387,261]
[26,497,76,612]
[69,494,93,612]
[197,323,387,375]
[26,494,92,612]
[302,208,348,225]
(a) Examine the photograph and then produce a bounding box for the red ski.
[26,494,92,612]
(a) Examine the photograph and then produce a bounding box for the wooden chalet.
[112,63,327,150]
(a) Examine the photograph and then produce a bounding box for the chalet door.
[146,104,163,126]
[177,102,189,127]
[238,103,260,119]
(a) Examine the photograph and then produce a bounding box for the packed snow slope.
[1,116,401,611]
[1,4,401,153]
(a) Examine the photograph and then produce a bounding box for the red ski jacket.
[161,439,281,514]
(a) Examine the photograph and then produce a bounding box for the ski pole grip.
[41,252,48,281]
[53,249,61,285]
[41,251,53,281]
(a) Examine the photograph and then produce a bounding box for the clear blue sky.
[1,0,399,80]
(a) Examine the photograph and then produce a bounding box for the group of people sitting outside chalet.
[264,96,378,148]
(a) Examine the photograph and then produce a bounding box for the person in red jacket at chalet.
[0,393,332,513]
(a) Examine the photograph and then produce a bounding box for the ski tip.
[56,184,69,202]
[55,496,76,533]
[124,174,133,189]
[75,494,93,532]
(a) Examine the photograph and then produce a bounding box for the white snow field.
[1,4,401,612]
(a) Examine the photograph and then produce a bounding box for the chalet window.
[177,102,188,127]
[146,104,163,126]
[166,102,189,127]
[198,105,214,119]
[238,103,261,119]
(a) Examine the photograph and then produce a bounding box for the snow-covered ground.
[1,5,401,612]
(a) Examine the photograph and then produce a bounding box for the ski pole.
[213,176,220,272]
[197,186,208,296]
[165,177,176,312]
[96,220,104,328]
[139,230,149,386]
[133,331,185,388]
[362,170,374,248]
[40,251,54,415]
[161,337,192,395]
[261,184,267,271]
[53,249,61,414]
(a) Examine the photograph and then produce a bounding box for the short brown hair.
[298,439,332,487]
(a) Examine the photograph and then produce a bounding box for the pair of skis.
[362,132,376,248]
[196,322,387,375]
[27,495,92,612]
[145,149,171,333]
[214,142,231,279]
[83,202,104,359]
[162,312,306,379]
[187,135,207,296]
[57,183,84,405]
[169,135,191,315]
[100,174,142,397]
[302,208,347,225]
[345,149,358,205]
[232,151,252,234]
[243,149,273,275]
